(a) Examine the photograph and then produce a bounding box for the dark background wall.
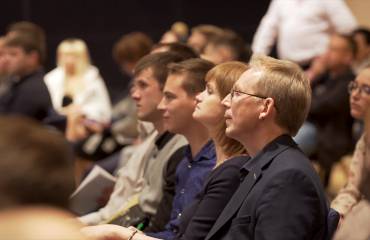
[0,0,270,102]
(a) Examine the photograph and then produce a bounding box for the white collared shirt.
[252,0,357,64]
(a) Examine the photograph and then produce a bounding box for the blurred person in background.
[202,29,251,64]
[295,34,356,186]
[0,31,52,121]
[187,25,224,55]
[151,42,198,59]
[331,68,370,219]
[44,38,111,124]
[252,0,357,68]
[333,79,370,239]
[6,21,47,66]
[0,116,74,210]
[160,22,189,44]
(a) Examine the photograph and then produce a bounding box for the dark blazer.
[176,156,247,240]
[205,135,329,240]
[0,69,52,121]
[309,70,354,170]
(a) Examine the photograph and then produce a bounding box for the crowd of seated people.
[1,1,370,238]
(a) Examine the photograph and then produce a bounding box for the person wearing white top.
[252,0,357,65]
[44,39,111,123]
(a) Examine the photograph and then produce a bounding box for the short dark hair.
[113,32,153,64]
[4,34,44,65]
[353,27,370,45]
[133,52,188,86]
[168,58,215,96]
[151,42,199,59]
[7,21,46,64]
[0,116,74,210]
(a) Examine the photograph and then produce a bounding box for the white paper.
[70,165,117,215]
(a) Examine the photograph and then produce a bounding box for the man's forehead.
[134,68,155,82]
[235,69,262,89]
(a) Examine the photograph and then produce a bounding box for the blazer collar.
[206,134,297,240]
[242,134,297,173]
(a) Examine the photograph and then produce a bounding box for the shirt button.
[180,188,185,194]
[177,213,182,219]
[188,164,192,169]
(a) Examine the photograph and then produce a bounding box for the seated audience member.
[295,34,356,186]
[82,61,249,240]
[6,21,47,64]
[111,31,153,136]
[0,32,52,121]
[205,55,328,239]
[0,207,89,240]
[333,145,370,240]
[44,38,111,124]
[187,25,224,54]
[202,29,252,64]
[78,52,188,226]
[160,22,189,44]
[0,116,74,209]
[352,27,370,74]
[66,32,153,163]
[331,68,370,218]
[115,59,216,232]
[151,42,198,59]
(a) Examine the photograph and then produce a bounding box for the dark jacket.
[205,135,329,240]
[0,69,52,121]
[309,70,355,169]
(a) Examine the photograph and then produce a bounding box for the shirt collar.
[155,131,176,150]
[241,134,296,174]
[184,140,215,163]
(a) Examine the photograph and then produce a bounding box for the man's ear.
[258,97,275,120]
[27,50,40,65]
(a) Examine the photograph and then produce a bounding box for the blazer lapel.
[206,165,262,240]
[206,135,296,240]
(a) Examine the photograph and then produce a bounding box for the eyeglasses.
[348,81,370,96]
[230,88,267,102]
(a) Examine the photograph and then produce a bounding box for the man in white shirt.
[252,0,357,66]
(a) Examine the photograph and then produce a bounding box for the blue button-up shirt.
[147,140,216,240]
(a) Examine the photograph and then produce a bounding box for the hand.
[65,106,88,141]
[97,186,114,207]
[81,224,131,240]
[83,119,106,133]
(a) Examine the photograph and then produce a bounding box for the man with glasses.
[205,54,328,240]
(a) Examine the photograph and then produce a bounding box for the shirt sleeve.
[179,164,241,240]
[331,135,366,216]
[323,0,357,34]
[251,0,280,55]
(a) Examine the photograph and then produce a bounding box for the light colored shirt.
[79,131,187,225]
[252,0,357,64]
[331,134,369,216]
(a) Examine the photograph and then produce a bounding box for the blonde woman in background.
[44,38,111,124]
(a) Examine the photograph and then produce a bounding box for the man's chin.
[225,127,235,138]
